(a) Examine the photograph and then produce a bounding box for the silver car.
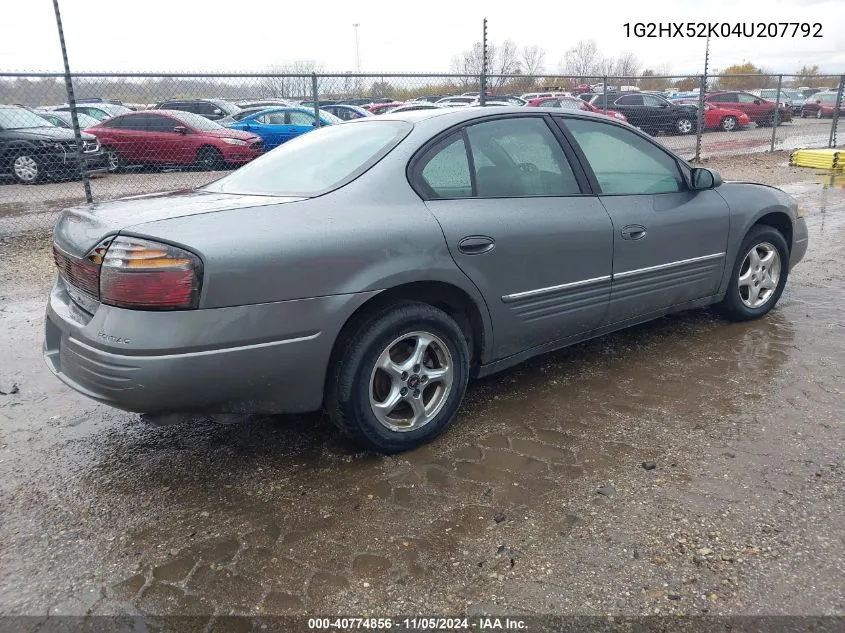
[44,107,808,453]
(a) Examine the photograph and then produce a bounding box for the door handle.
[620,225,647,241]
[458,235,495,255]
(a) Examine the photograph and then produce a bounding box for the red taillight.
[53,245,100,297]
[98,236,202,310]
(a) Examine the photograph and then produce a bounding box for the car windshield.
[50,112,99,128]
[169,110,224,131]
[0,107,54,129]
[203,120,412,197]
[819,93,837,103]
[318,109,344,125]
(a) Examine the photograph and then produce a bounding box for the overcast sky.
[2,0,844,77]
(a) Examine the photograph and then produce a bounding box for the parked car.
[236,100,297,109]
[368,101,407,114]
[225,107,340,150]
[43,107,807,454]
[701,103,751,131]
[216,106,272,127]
[520,92,569,101]
[492,95,527,106]
[299,99,340,108]
[799,87,823,99]
[385,103,443,114]
[85,109,263,172]
[151,99,242,121]
[578,92,598,102]
[37,110,101,130]
[757,89,804,115]
[590,92,698,135]
[0,105,105,183]
[801,92,845,118]
[53,102,133,121]
[572,84,593,94]
[434,96,476,107]
[321,104,373,120]
[527,96,628,122]
[413,95,450,103]
[704,91,792,126]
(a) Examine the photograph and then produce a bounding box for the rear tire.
[196,146,225,171]
[675,116,694,135]
[325,302,470,454]
[717,225,790,322]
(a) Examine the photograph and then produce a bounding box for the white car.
[385,103,444,114]
[435,96,476,107]
[520,92,569,101]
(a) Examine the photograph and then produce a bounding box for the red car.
[527,96,629,123]
[86,110,263,172]
[572,84,593,94]
[704,91,792,126]
[368,102,406,115]
[801,92,845,118]
[675,99,751,131]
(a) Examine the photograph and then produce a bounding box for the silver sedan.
[45,107,808,453]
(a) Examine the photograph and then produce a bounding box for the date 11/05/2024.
[624,22,822,38]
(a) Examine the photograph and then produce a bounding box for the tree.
[261,61,323,99]
[560,40,603,79]
[370,81,393,98]
[520,45,546,77]
[639,69,672,91]
[793,65,826,88]
[605,51,641,79]
[675,76,701,91]
[450,39,522,91]
[715,62,776,91]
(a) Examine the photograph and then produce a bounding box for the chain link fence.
[1,71,843,238]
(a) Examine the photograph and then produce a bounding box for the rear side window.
[565,118,684,195]
[204,120,412,197]
[418,133,473,199]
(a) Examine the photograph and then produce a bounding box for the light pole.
[353,23,361,96]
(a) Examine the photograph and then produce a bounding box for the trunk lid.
[53,189,303,256]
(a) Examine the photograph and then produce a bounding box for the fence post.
[52,0,92,204]
[694,75,706,162]
[770,74,783,152]
[311,73,321,128]
[829,75,844,148]
[602,77,608,115]
[479,18,488,106]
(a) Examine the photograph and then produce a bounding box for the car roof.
[355,105,620,126]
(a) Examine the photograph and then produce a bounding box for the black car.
[590,92,698,135]
[151,98,241,121]
[0,105,106,184]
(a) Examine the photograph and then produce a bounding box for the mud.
[0,177,844,621]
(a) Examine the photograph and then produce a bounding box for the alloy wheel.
[738,242,781,309]
[369,331,453,432]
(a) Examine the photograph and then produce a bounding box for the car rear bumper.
[44,276,377,414]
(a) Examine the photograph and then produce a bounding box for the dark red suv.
[86,109,263,172]
[704,91,792,126]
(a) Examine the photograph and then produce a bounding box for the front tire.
[325,302,470,454]
[717,225,790,322]
[720,116,738,132]
[11,152,42,184]
[196,146,225,171]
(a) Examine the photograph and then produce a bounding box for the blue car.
[226,107,341,150]
[321,104,373,121]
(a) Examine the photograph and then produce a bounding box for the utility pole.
[353,23,361,96]
[52,0,92,203]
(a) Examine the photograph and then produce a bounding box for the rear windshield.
[204,120,412,197]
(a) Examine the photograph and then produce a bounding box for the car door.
[106,113,148,162]
[143,113,193,164]
[559,117,730,326]
[736,92,768,120]
[413,115,615,358]
[610,93,644,128]
[287,111,316,142]
[706,92,739,114]
[249,112,287,149]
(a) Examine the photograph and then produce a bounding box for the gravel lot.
[0,157,843,630]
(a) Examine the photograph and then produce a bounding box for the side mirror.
[691,167,722,190]
[213,109,222,115]
[242,123,251,130]
[754,99,761,105]
[173,125,188,134]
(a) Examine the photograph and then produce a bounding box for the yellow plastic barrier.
[789,148,842,170]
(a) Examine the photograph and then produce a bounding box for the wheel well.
[754,212,793,251]
[334,281,487,366]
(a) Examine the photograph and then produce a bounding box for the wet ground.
[0,171,844,625]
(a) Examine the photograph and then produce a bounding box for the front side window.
[737,93,759,103]
[641,94,666,106]
[565,118,684,195]
[616,94,643,106]
[465,117,580,197]
[146,114,179,132]
[712,93,737,103]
